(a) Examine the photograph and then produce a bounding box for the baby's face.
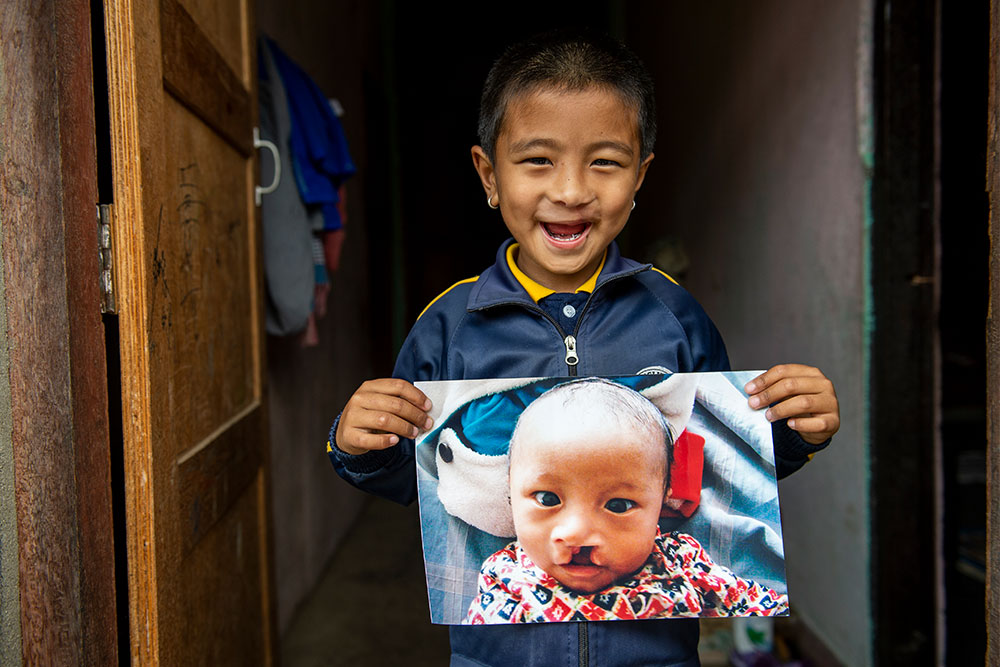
[509,411,665,593]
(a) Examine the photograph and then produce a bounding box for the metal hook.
[253,127,280,206]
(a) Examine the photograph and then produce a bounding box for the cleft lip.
[569,546,595,566]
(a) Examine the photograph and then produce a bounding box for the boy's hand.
[744,364,840,445]
[335,379,434,456]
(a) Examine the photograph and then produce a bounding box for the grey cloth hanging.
[258,37,323,335]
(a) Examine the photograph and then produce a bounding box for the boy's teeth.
[544,222,587,240]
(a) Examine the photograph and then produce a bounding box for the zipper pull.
[564,335,579,367]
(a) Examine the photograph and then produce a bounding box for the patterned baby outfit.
[465,531,788,624]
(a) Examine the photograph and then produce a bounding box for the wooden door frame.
[869,0,939,663]
[987,2,1000,663]
[0,0,117,663]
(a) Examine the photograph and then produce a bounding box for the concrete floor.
[280,497,451,666]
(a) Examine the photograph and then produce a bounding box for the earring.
[631,200,636,211]
[487,193,499,209]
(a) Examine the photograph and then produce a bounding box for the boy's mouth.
[542,222,590,243]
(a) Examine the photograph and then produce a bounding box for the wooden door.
[103,0,274,663]
[989,2,1000,662]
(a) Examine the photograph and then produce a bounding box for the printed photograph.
[415,372,789,625]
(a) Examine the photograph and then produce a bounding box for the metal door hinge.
[98,204,117,314]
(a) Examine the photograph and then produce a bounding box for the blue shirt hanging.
[265,36,356,231]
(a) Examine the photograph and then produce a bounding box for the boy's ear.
[471,145,497,198]
[634,152,655,194]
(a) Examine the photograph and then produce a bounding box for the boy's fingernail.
[424,417,434,430]
[410,426,419,437]
[423,399,433,410]
[748,396,760,408]
[744,381,757,393]
[764,408,774,421]
[388,435,399,445]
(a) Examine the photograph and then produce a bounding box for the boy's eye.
[524,157,551,166]
[533,491,561,507]
[605,498,636,513]
[592,158,622,167]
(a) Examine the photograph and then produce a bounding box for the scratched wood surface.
[158,95,256,450]
[1,0,117,663]
[105,0,273,663]
[988,1,999,662]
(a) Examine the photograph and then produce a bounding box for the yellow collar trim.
[505,243,607,303]
[417,276,480,321]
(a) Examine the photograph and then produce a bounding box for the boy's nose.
[548,167,594,208]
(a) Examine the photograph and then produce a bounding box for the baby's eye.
[533,491,561,507]
[605,498,636,513]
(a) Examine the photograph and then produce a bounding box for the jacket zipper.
[562,274,620,376]
[471,301,578,374]
[563,335,579,373]
[579,622,589,666]
[471,265,650,377]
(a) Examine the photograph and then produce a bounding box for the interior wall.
[255,0,382,633]
[628,3,870,665]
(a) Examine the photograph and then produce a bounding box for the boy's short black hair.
[478,29,656,162]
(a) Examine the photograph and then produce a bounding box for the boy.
[466,378,787,624]
[329,29,839,666]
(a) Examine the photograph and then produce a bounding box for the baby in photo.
[465,377,788,624]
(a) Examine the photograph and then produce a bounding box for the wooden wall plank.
[2,1,82,662]
[0,0,114,662]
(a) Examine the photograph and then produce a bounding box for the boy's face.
[472,86,653,293]
[509,407,665,593]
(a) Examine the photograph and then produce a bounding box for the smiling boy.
[470,85,652,293]
[465,378,788,625]
[329,29,838,666]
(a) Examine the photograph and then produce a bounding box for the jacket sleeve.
[772,421,830,479]
[326,313,448,506]
[685,303,830,479]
